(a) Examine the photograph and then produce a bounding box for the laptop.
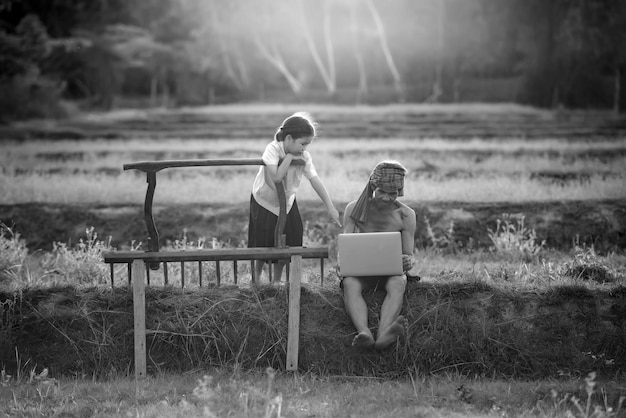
[338,232,403,277]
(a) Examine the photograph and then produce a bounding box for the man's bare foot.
[374,315,407,351]
[352,331,375,349]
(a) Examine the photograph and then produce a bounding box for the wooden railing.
[102,158,329,376]
[102,158,327,287]
[104,247,328,287]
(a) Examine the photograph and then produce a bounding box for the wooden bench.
[103,158,328,287]
[102,158,329,377]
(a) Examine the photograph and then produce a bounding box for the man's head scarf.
[350,161,407,225]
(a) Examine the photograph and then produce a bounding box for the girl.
[248,112,341,282]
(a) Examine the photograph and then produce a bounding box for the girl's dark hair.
[275,112,316,142]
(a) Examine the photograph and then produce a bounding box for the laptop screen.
[338,231,403,277]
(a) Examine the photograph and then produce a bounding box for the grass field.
[2,366,624,417]
[1,104,626,417]
[1,136,625,205]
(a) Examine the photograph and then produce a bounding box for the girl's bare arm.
[310,176,341,226]
[262,155,297,190]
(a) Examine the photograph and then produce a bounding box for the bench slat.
[124,158,305,172]
[103,247,328,263]
[124,158,263,172]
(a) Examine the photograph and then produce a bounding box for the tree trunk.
[296,0,336,94]
[161,80,169,108]
[232,41,250,88]
[349,0,368,103]
[254,36,302,94]
[614,63,621,114]
[364,0,403,102]
[221,49,244,91]
[428,0,445,103]
[453,76,460,103]
[354,45,368,104]
[209,0,246,91]
[159,68,169,108]
[322,0,336,93]
[539,0,556,108]
[150,75,158,108]
[208,85,215,105]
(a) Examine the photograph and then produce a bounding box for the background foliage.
[1,0,625,121]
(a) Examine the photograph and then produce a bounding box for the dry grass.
[2,264,624,380]
[3,171,624,205]
[2,365,623,417]
[74,102,547,117]
[1,137,625,205]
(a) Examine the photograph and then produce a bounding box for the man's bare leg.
[353,331,375,349]
[375,316,406,351]
[374,275,407,350]
[342,277,375,349]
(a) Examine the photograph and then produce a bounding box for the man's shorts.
[339,274,405,292]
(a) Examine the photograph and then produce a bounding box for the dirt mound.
[1,282,624,378]
[1,199,625,254]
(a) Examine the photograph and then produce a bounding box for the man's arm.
[401,206,417,272]
[400,205,416,255]
[342,201,358,233]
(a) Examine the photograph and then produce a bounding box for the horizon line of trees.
[1,0,625,121]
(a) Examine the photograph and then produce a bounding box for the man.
[341,160,416,350]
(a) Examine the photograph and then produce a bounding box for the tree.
[0,13,50,79]
[364,0,404,102]
[204,0,250,92]
[249,0,306,95]
[591,0,626,113]
[348,0,368,103]
[0,13,71,121]
[512,0,577,107]
[296,0,337,95]
[103,24,185,107]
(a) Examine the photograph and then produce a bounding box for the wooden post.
[286,255,302,371]
[132,260,147,379]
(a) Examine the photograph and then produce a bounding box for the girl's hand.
[289,154,306,162]
[278,154,305,167]
[328,207,342,227]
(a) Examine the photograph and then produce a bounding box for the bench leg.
[286,255,302,371]
[132,260,147,380]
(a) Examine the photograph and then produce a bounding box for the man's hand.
[402,254,415,272]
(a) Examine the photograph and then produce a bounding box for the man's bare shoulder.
[345,200,358,213]
[397,201,416,217]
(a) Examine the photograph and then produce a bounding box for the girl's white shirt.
[252,139,318,216]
